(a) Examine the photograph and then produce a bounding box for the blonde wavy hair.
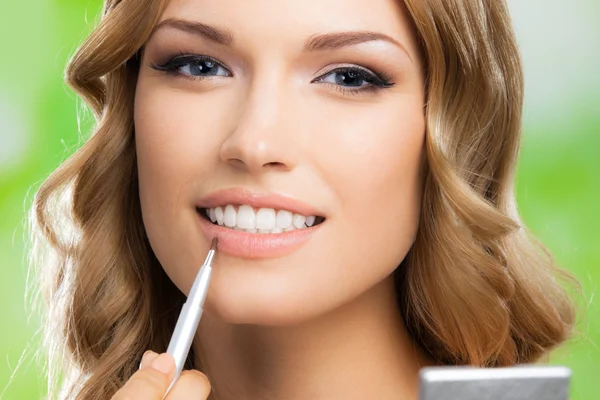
[30,0,578,399]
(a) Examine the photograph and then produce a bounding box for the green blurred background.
[1,0,598,399]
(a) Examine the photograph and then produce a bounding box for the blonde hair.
[30,0,578,398]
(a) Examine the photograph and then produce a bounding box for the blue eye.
[150,54,232,79]
[150,52,395,96]
[312,67,395,96]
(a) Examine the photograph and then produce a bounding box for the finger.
[140,350,160,369]
[112,353,176,400]
[165,370,211,400]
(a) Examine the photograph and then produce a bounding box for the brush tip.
[210,237,219,251]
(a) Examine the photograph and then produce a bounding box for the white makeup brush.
[163,237,218,397]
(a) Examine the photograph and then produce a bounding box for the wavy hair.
[30,0,578,398]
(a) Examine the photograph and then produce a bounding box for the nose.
[219,85,299,175]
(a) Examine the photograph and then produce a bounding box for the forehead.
[158,0,419,56]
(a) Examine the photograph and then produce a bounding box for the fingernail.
[151,353,174,375]
[139,350,158,369]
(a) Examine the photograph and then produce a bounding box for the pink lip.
[196,188,325,217]
[195,188,326,259]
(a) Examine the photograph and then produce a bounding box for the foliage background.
[1,0,598,398]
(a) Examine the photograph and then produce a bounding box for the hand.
[111,351,211,400]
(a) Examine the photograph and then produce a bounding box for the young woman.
[31,0,578,399]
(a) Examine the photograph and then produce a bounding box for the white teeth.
[236,205,256,229]
[215,207,224,225]
[276,210,293,229]
[256,208,276,230]
[204,205,321,234]
[223,205,237,227]
[292,214,306,229]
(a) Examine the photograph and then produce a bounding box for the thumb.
[164,369,212,400]
[112,352,176,400]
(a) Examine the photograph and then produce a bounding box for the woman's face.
[134,0,425,325]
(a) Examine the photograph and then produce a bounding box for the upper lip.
[196,187,326,217]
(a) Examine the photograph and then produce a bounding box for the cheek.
[134,90,216,182]
[316,99,425,264]
[133,85,223,290]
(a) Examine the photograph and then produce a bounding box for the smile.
[195,188,327,258]
[198,205,326,234]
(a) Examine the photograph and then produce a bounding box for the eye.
[150,53,232,80]
[312,66,395,96]
[149,53,395,96]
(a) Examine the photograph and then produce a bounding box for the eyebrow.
[148,18,412,60]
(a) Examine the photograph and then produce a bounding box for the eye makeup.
[148,50,396,97]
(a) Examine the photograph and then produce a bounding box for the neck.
[194,275,435,400]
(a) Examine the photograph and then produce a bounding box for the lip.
[196,188,325,217]
[195,188,326,259]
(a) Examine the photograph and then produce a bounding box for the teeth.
[203,205,321,234]
[276,210,293,229]
[292,214,306,229]
[256,208,276,230]
[236,205,256,229]
[215,207,224,225]
[223,205,237,227]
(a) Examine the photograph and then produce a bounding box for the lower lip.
[196,211,321,259]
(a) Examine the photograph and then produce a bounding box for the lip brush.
[163,237,218,397]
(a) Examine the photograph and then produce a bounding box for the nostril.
[228,158,245,168]
[263,161,288,170]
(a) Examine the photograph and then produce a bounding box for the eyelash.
[149,52,395,97]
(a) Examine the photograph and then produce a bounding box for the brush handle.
[163,302,204,397]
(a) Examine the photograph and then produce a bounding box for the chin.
[204,297,319,326]
[201,271,335,326]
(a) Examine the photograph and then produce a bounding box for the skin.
[132,0,435,398]
[113,352,210,400]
